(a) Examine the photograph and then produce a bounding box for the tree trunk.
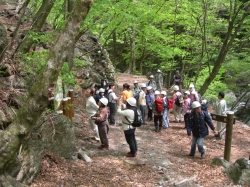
[0,0,94,181]
[16,0,56,54]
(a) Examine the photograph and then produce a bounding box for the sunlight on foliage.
[59,62,76,85]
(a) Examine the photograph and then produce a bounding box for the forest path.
[31,73,250,187]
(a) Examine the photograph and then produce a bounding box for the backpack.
[105,91,113,105]
[155,97,164,115]
[125,107,142,127]
[167,98,174,109]
[176,94,184,107]
[134,91,141,102]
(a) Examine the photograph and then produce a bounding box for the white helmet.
[192,101,201,109]
[155,90,160,95]
[127,98,137,106]
[134,80,138,84]
[147,86,152,90]
[173,85,179,91]
[161,91,167,96]
[99,88,105,93]
[189,84,195,88]
[149,75,154,78]
[140,83,146,88]
[100,98,108,106]
[157,69,161,73]
[184,91,190,95]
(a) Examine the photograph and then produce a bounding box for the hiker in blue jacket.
[187,101,216,158]
[146,86,154,121]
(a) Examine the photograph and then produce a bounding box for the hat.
[147,86,152,90]
[173,85,179,91]
[99,88,105,93]
[161,91,167,96]
[134,80,138,84]
[189,84,194,88]
[100,98,108,106]
[192,101,201,109]
[149,75,154,78]
[140,83,146,88]
[127,98,137,106]
[176,70,179,72]
[157,69,161,73]
[184,91,190,95]
[155,90,160,95]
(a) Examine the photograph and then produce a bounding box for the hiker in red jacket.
[150,91,166,132]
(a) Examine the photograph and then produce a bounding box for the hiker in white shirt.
[85,87,100,141]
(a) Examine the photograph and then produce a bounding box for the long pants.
[173,104,182,122]
[124,129,137,154]
[156,83,162,92]
[154,115,163,129]
[139,105,146,124]
[88,119,100,140]
[97,122,109,147]
[162,109,169,128]
[108,102,117,125]
[190,136,205,156]
[184,113,189,128]
[147,106,153,120]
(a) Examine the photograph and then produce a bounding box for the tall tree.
[0,0,94,184]
[198,1,250,95]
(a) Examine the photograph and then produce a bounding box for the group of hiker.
[84,69,228,158]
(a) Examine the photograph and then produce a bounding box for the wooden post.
[67,97,72,121]
[68,89,74,117]
[224,111,235,162]
[62,98,69,117]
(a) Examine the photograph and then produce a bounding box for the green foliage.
[27,30,52,44]
[73,58,87,67]
[59,62,76,85]
[19,50,49,73]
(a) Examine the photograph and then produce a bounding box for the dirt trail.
[31,73,250,187]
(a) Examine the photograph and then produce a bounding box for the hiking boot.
[126,152,136,157]
[155,128,159,132]
[187,154,194,157]
[101,146,109,150]
[98,145,105,149]
[158,128,162,132]
[201,153,205,159]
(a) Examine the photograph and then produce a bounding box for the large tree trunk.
[198,3,249,96]
[0,0,94,183]
[16,0,56,53]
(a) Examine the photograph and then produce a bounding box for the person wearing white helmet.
[146,86,154,121]
[138,84,147,124]
[94,88,105,104]
[189,84,199,103]
[150,90,166,132]
[182,91,191,129]
[91,98,110,150]
[147,75,157,91]
[85,87,100,141]
[160,91,170,129]
[117,97,138,157]
[186,101,216,158]
[172,85,183,123]
[155,69,163,91]
[132,80,141,97]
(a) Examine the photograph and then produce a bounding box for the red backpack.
[167,98,174,109]
[155,98,164,115]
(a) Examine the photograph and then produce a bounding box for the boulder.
[41,114,75,159]
[0,22,8,63]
